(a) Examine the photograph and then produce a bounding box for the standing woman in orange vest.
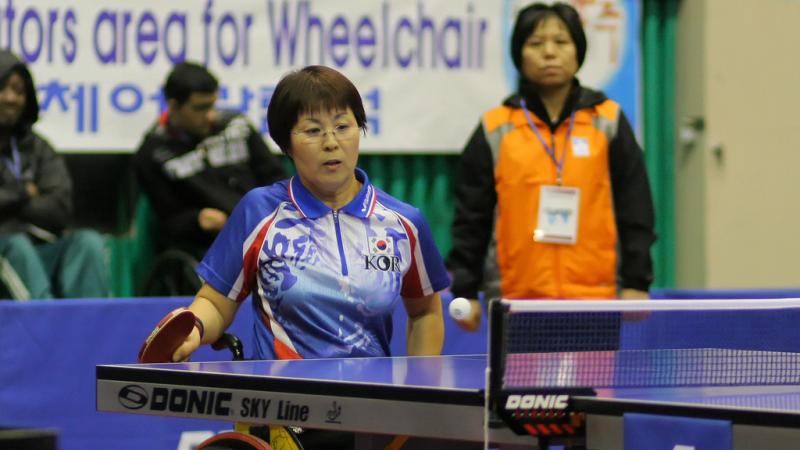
[447,2,656,331]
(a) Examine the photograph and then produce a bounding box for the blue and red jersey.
[197,168,449,360]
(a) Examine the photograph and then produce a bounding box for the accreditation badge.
[534,185,580,245]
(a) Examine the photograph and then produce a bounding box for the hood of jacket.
[0,49,39,136]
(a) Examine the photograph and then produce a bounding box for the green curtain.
[642,0,677,288]
[106,195,159,297]
[359,155,456,255]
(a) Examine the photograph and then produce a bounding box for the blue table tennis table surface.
[96,354,800,446]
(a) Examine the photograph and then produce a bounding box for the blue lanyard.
[1,137,21,180]
[520,99,575,185]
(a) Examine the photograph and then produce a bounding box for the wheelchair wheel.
[138,249,202,296]
[197,431,273,450]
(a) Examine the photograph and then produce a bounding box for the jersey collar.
[288,167,377,219]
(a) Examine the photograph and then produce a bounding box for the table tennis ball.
[448,297,472,321]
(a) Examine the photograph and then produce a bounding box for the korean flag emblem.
[369,236,394,256]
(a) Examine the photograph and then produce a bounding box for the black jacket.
[0,50,72,238]
[133,111,286,251]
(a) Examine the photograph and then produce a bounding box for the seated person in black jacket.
[0,49,109,300]
[133,62,286,259]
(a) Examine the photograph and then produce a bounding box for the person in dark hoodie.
[133,61,286,259]
[446,2,656,330]
[0,49,109,300]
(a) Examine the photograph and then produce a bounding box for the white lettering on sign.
[504,394,569,410]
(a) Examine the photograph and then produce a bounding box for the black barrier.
[0,428,58,450]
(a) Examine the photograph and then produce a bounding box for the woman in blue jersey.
[171,65,448,362]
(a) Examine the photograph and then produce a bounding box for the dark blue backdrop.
[0,294,487,450]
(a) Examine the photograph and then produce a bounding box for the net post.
[487,298,508,407]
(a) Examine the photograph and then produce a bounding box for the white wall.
[675,0,800,288]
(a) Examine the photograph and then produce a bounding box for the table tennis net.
[490,299,800,389]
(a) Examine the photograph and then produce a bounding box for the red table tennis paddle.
[137,307,197,363]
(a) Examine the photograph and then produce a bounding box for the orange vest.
[483,100,621,299]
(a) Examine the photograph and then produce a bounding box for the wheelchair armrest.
[211,333,245,361]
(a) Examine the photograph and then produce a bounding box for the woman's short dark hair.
[267,65,367,155]
[510,2,587,71]
[163,61,219,105]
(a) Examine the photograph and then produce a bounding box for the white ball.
[448,297,472,321]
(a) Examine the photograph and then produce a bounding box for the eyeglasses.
[291,123,359,145]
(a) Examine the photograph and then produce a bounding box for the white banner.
[10,0,637,153]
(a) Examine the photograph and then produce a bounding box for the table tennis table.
[96,352,800,449]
